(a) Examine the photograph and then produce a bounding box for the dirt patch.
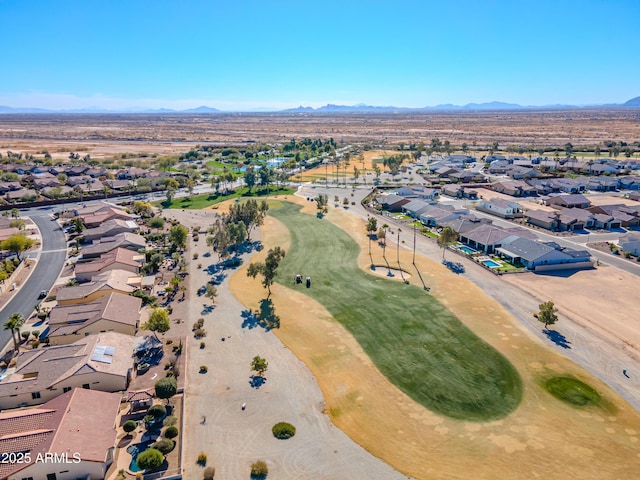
[229,196,640,479]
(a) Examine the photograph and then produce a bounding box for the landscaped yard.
[270,202,522,421]
[153,187,294,209]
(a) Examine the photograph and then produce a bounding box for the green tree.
[73,217,85,233]
[155,377,177,405]
[251,355,268,376]
[136,448,164,471]
[1,235,35,261]
[10,208,19,219]
[244,170,256,192]
[3,312,25,352]
[168,224,188,250]
[133,200,153,218]
[315,194,328,215]
[123,420,137,435]
[246,246,285,296]
[205,284,218,304]
[143,308,171,339]
[437,226,458,260]
[535,301,559,329]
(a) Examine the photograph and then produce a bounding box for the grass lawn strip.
[270,202,522,421]
[153,187,294,209]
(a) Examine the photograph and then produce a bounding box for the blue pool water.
[127,441,153,472]
[482,260,501,268]
[458,246,476,255]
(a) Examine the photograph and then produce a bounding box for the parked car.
[38,290,48,299]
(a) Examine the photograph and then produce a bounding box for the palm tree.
[3,313,25,352]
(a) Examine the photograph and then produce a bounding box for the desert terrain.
[1,110,640,160]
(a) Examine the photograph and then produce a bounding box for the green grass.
[545,377,601,407]
[270,202,522,421]
[154,187,294,210]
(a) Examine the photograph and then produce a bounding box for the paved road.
[0,210,67,351]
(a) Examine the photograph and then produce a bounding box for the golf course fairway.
[270,201,522,421]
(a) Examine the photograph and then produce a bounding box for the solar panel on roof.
[103,346,115,356]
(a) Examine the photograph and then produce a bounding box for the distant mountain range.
[0,99,638,114]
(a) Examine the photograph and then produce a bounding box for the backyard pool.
[458,246,477,255]
[482,259,501,268]
[127,441,153,473]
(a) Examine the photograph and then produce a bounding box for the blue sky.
[1,0,638,110]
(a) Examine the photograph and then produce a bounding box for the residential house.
[526,209,559,231]
[488,159,510,174]
[583,176,619,192]
[434,166,459,178]
[79,206,134,228]
[448,170,481,183]
[592,213,621,230]
[42,185,75,199]
[587,163,618,175]
[104,179,134,191]
[83,219,140,243]
[5,188,37,202]
[65,174,95,187]
[402,199,434,218]
[588,204,640,228]
[56,269,139,306]
[552,178,587,194]
[496,237,592,271]
[438,215,493,234]
[505,166,540,180]
[74,179,106,195]
[48,292,142,345]
[618,233,640,255]
[0,181,22,194]
[0,388,120,480]
[545,193,591,209]
[441,184,478,199]
[81,232,146,259]
[67,165,89,176]
[458,224,516,254]
[475,198,523,219]
[492,180,537,197]
[116,167,148,180]
[557,208,592,231]
[0,331,134,410]
[629,192,640,201]
[619,177,640,190]
[75,247,145,281]
[392,185,438,201]
[418,205,470,227]
[376,194,410,212]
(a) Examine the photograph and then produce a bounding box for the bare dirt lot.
[230,195,640,480]
[1,109,640,159]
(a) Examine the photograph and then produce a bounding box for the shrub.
[155,377,177,403]
[21,331,31,340]
[192,318,204,331]
[194,328,207,339]
[250,460,268,478]
[137,448,164,470]
[199,365,208,373]
[32,340,40,348]
[197,452,207,466]
[166,339,173,345]
[163,416,177,427]
[193,253,199,259]
[272,422,296,440]
[32,329,40,338]
[197,263,202,269]
[147,404,167,419]
[164,426,179,439]
[200,341,206,349]
[151,438,175,455]
[203,466,216,479]
[123,420,137,434]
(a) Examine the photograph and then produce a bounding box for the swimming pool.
[482,259,501,268]
[127,441,153,472]
[458,246,476,255]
